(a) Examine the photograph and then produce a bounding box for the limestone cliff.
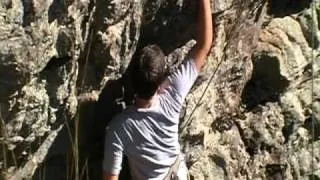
[0,0,319,179]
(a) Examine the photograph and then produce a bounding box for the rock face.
[0,0,319,179]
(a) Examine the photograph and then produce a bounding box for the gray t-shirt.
[103,58,198,180]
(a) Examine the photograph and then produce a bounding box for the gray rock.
[0,0,319,179]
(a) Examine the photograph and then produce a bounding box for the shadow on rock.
[241,54,290,110]
[268,0,312,17]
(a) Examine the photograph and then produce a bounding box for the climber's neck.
[134,96,154,109]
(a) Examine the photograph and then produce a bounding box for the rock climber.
[103,0,213,179]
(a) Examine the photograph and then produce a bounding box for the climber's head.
[132,44,167,100]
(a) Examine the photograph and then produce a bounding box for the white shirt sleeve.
[159,58,199,121]
[103,128,124,175]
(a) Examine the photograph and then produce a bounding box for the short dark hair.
[132,45,167,99]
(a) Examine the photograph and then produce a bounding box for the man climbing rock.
[103,0,213,179]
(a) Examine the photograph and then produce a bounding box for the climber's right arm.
[190,0,213,72]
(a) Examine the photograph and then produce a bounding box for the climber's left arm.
[103,128,123,180]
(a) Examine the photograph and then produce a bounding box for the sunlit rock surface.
[0,0,319,179]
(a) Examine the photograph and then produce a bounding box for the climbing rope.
[179,52,225,136]
[311,0,316,175]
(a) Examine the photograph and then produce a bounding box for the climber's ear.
[103,171,118,180]
[157,79,169,94]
